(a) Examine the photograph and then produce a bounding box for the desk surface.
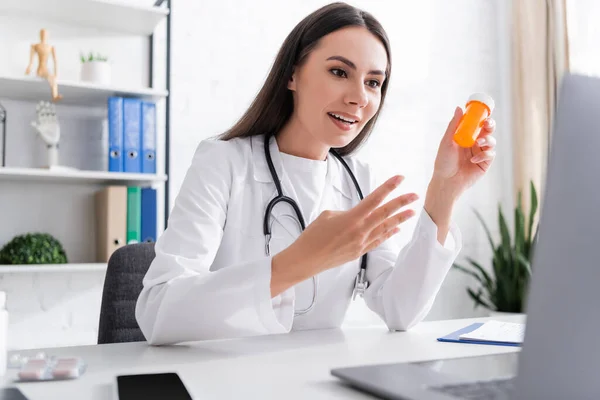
[3,315,524,400]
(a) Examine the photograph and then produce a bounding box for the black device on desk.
[0,388,29,400]
[116,373,193,400]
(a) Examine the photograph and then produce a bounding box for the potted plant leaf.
[453,181,539,313]
[80,51,111,85]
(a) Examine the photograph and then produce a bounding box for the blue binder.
[141,187,157,243]
[123,98,142,173]
[437,323,521,347]
[141,101,156,174]
[107,97,123,172]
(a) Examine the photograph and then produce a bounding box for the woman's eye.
[366,80,381,88]
[330,68,347,78]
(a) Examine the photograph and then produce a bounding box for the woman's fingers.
[475,118,497,150]
[366,209,415,246]
[364,225,401,254]
[363,193,419,231]
[482,117,496,132]
[476,135,496,149]
[471,150,496,163]
[443,106,464,139]
[347,174,418,254]
[351,175,404,218]
[364,208,418,253]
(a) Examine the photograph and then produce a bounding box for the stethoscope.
[263,134,369,316]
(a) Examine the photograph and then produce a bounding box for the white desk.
[3,315,524,399]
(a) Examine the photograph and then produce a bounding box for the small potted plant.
[0,233,68,265]
[80,52,111,85]
[453,181,539,314]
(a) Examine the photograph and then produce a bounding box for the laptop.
[331,73,600,399]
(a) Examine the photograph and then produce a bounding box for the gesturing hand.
[294,175,419,273]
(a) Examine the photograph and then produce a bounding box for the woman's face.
[288,26,388,148]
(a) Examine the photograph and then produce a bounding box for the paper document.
[458,320,525,344]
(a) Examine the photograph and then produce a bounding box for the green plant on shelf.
[0,233,68,265]
[80,52,109,63]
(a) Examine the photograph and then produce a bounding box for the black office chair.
[97,242,155,344]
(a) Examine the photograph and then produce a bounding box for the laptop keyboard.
[429,378,515,399]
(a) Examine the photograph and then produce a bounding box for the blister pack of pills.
[14,356,86,382]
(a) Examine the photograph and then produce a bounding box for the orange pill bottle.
[453,93,495,148]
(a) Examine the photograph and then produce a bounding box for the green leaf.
[527,180,539,246]
[474,209,496,253]
[453,263,486,285]
[491,245,503,281]
[467,288,494,310]
[515,191,525,255]
[498,205,512,260]
[466,257,493,291]
[515,252,532,277]
[493,246,512,309]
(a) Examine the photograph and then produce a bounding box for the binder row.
[95,186,157,263]
[108,96,156,174]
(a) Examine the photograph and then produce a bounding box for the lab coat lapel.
[306,154,344,223]
[251,135,356,238]
[251,135,301,238]
[328,152,356,214]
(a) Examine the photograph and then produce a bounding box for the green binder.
[127,186,141,244]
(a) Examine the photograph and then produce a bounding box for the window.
[567,0,600,77]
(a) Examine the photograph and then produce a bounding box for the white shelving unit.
[0,0,170,271]
[0,167,167,185]
[0,75,168,107]
[0,0,169,35]
[0,263,107,273]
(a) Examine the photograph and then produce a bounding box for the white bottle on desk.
[0,292,8,376]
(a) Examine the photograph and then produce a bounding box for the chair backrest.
[97,242,155,344]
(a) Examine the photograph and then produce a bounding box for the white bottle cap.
[468,93,495,114]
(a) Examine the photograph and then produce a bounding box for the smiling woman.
[218,2,392,159]
[135,1,497,345]
[278,27,389,159]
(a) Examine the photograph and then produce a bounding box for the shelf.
[0,75,168,106]
[0,263,107,273]
[0,0,169,36]
[0,167,167,185]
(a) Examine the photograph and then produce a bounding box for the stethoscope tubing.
[262,133,369,315]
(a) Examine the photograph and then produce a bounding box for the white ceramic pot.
[80,61,111,85]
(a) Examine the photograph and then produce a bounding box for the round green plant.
[0,233,68,265]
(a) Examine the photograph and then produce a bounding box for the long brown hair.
[218,2,392,156]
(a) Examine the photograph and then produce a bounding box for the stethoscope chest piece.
[352,268,369,300]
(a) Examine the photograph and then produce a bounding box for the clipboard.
[437,322,522,347]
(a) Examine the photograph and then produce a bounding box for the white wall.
[0,271,106,349]
[0,0,512,350]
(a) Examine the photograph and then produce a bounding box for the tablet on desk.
[115,372,192,400]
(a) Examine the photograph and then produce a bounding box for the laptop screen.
[411,352,520,382]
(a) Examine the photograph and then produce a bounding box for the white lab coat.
[135,134,462,345]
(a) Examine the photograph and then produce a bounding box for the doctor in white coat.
[135,2,498,345]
